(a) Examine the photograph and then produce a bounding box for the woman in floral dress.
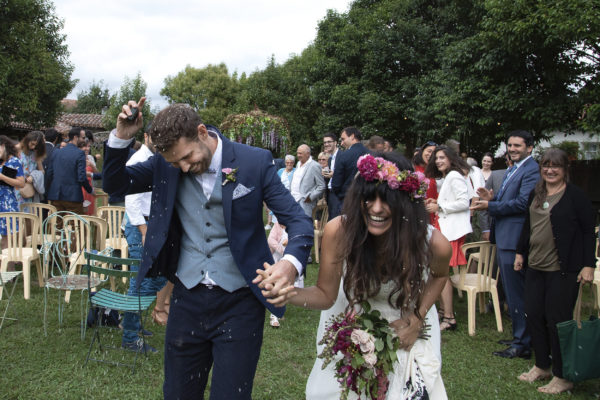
[0,135,25,249]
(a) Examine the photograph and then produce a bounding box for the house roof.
[9,112,105,133]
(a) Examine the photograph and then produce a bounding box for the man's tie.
[498,166,516,197]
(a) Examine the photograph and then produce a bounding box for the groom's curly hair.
[149,103,203,153]
[340,152,431,320]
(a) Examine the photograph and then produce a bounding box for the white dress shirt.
[125,144,154,226]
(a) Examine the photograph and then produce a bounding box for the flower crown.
[356,154,429,199]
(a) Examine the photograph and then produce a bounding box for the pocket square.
[232,183,254,200]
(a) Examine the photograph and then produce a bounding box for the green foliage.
[161,63,240,126]
[556,141,581,160]
[74,80,111,114]
[0,0,76,129]
[103,73,153,139]
[220,109,291,157]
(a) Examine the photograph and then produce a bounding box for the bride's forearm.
[418,275,448,318]
[289,286,337,310]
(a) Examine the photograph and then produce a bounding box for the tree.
[74,80,111,114]
[160,63,240,126]
[103,73,152,139]
[0,0,76,129]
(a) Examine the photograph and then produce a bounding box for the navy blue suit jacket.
[331,142,368,201]
[488,157,540,250]
[103,127,313,317]
[46,143,93,202]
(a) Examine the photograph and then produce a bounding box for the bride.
[260,152,451,399]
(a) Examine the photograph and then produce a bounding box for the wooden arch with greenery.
[219,109,291,157]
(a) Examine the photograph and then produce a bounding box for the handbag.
[556,283,600,383]
[19,182,35,198]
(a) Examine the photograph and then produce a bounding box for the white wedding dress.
[306,258,447,399]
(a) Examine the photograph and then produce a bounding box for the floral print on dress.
[0,156,24,235]
[16,151,37,205]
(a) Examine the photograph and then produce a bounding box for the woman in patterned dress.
[17,131,45,206]
[0,135,25,250]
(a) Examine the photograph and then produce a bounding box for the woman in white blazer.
[425,146,473,331]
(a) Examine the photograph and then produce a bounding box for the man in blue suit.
[103,98,313,400]
[46,127,93,214]
[330,126,368,217]
[472,130,540,359]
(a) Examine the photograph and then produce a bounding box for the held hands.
[253,261,298,307]
[577,267,594,284]
[424,198,438,213]
[514,254,524,271]
[390,313,423,351]
[116,97,146,140]
[470,199,488,211]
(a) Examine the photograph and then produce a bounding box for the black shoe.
[492,346,531,359]
[497,339,515,346]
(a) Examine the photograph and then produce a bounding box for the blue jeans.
[121,217,167,344]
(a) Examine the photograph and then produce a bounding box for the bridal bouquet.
[318,302,400,400]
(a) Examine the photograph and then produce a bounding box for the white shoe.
[264,224,272,230]
[269,314,280,328]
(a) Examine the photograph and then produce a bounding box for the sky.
[53,0,351,109]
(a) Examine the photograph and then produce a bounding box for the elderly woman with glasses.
[514,148,595,394]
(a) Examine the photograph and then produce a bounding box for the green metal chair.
[0,270,22,334]
[41,211,107,339]
[83,251,156,373]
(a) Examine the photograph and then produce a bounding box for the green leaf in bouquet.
[364,368,374,379]
[363,318,374,330]
[352,354,365,368]
[375,338,384,352]
[389,349,397,362]
[361,301,371,313]
[386,334,394,349]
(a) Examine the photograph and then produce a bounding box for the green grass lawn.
[1,264,599,400]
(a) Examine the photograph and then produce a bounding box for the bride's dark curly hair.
[340,152,431,318]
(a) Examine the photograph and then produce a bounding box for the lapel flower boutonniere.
[222,167,238,186]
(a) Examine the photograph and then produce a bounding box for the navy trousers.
[163,280,265,400]
[327,191,341,221]
[497,248,530,350]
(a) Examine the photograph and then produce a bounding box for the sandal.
[440,317,457,331]
[269,314,280,328]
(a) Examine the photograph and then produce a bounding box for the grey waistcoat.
[175,171,246,292]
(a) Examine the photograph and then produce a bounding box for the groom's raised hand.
[253,260,297,306]
[116,97,145,140]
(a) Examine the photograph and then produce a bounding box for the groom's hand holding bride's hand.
[253,261,298,307]
[390,313,423,351]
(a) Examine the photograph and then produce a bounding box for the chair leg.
[23,261,31,300]
[35,258,44,287]
[314,236,320,264]
[478,292,485,314]
[491,287,503,333]
[0,258,6,300]
[467,290,477,336]
[0,274,20,333]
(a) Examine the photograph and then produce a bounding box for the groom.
[103,98,313,399]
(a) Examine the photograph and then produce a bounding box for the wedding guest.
[290,144,325,218]
[318,152,331,188]
[515,148,595,394]
[330,127,368,217]
[0,136,25,252]
[78,139,97,215]
[267,222,289,328]
[383,140,393,152]
[367,135,385,152]
[481,152,494,184]
[322,133,341,220]
[261,152,451,399]
[18,130,46,207]
[471,130,540,360]
[425,146,472,331]
[277,155,295,191]
[413,141,439,228]
[103,98,312,399]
